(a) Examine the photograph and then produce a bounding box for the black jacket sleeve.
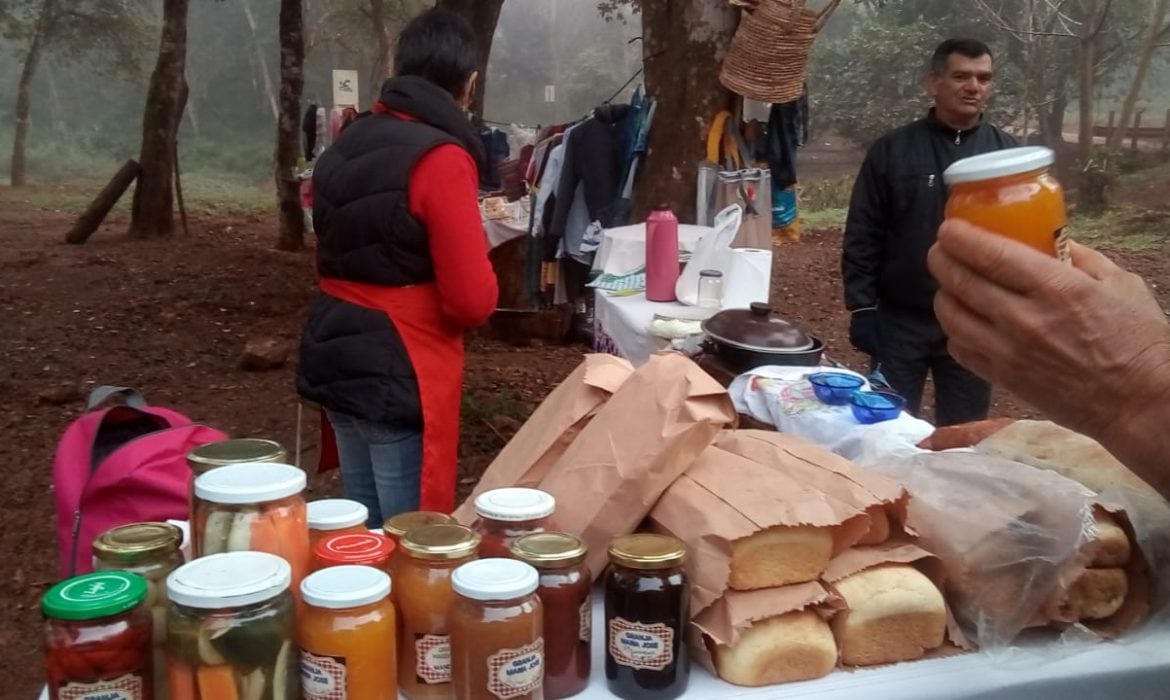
[841,142,889,311]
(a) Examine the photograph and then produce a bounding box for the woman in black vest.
[298,10,499,524]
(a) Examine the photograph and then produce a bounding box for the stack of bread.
[650,430,958,688]
[1042,508,1132,623]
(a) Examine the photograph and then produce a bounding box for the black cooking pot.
[701,302,824,372]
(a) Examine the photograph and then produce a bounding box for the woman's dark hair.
[394,9,479,98]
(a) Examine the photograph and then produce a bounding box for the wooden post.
[1107,110,1116,140]
[1131,110,1143,153]
[1163,109,1170,153]
[64,160,141,244]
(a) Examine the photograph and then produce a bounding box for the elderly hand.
[927,219,1170,449]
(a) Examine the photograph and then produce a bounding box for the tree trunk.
[276,0,308,251]
[634,0,738,223]
[369,0,393,87]
[1040,90,1068,146]
[1077,32,1096,164]
[129,0,190,239]
[434,0,505,116]
[242,0,280,120]
[9,0,57,188]
[1107,0,1168,150]
[65,160,142,245]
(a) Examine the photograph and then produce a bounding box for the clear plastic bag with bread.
[864,451,1153,651]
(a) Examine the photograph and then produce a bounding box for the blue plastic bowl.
[850,390,907,424]
[808,372,865,405]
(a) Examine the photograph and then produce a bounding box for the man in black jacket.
[841,38,1017,425]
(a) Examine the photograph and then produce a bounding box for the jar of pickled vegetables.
[165,551,299,699]
[397,524,481,700]
[299,565,397,699]
[943,146,1069,260]
[93,522,185,700]
[450,558,544,700]
[605,534,689,700]
[511,532,590,699]
[314,532,396,573]
[471,488,556,559]
[44,570,154,700]
[187,439,287,514]
[193,462,310,594]
[308,498,370,550]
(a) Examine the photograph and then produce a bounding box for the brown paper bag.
[648,444,875,615]
[453,354,634,523]
[688,581,842,674]
[537,352,736,578]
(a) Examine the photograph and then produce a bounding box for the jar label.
[486,637,544,700]
[415,633,451,684]
[58,674,144,700]
[608,617,674,671]
[579,593,592,643]
[300,650,347,698]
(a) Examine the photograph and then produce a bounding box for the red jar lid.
[315,532,396,567]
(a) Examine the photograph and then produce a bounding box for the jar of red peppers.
[511,532,591,699]
[471,488,556,559]
[43,570,154,700]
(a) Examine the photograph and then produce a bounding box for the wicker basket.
[720,0,839,103]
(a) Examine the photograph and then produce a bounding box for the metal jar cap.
[511,532,588,568]
[187,438,287,474]
[608,533,686,570]
[401,524,480,561]
[383,511,457,540]
[93,522,183,563]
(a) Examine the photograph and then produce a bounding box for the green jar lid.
[43,571,148,621]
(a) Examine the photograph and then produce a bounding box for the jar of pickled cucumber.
[165,551,299,699]
[93,521,185,699]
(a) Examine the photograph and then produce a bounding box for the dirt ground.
[2,178,1169,696]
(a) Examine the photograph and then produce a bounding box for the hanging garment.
[766,99,802,191]
[302,103,319,161]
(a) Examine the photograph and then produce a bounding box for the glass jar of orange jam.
[943,146,1069,260]
[384,511,457,608]
[313,532,396,574]
[396,524,481,700]
[307,499,370,550]
[299,565,397,700]
[471,488,556,559]
[450,558,544,700]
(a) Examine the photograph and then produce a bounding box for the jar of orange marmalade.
[450,558,544,700]
[384,511,457,607]
[396,524,480,700]
[299,565,397,700]
[943,146,1069,261]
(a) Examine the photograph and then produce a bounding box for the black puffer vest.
[297,76,484,428]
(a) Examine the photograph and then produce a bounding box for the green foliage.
[808,10,941,146]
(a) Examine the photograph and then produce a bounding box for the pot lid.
[702,302,814,352]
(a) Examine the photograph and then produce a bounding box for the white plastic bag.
[675,204,741,305]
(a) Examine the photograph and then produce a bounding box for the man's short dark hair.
[930,38,993,74]
[394,9,479,98]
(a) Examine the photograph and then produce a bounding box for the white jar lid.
[943,146,1055,185]
[474,488,555,522]
[194,462,306,504]
[301,565,391,609]
[307,499,369,531]
[452,558,539,601]
[167,551,291,609]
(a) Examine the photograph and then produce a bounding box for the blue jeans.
[326,410,423,527]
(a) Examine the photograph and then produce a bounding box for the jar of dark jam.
[604,534,689,700]
[511,532,590,699]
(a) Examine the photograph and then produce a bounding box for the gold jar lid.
[608,533,686,570]
[93,522,183,562]
[511,532,588,568]
[187,438,287,474]
[401,524,481,561]
[383,511,457,540]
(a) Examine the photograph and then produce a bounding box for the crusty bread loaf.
[1046,568,1128,621]
[1091,511,1131,568]
[729,525,834,590]
[855,505,891,546]
[829,564,946,667]
[714,610,837,686]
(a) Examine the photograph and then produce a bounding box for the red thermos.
[645,205,679,302]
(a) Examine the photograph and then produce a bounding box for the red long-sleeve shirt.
[374,103,498,328]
